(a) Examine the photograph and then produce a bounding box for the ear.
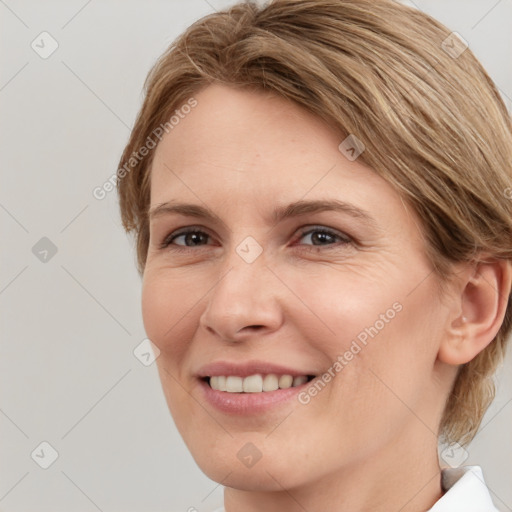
[438,257,512,366]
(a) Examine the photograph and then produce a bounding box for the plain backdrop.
[1,1,511,511]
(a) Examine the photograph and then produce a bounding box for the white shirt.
[210,465,499,512]
[427,465,498,511]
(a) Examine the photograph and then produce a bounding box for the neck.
[223,428,444,512]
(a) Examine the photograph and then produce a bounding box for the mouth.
[196,360,319,414]
[198,373,317,414]
[201,373,316,393]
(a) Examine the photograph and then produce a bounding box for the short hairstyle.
[116,0,512,446]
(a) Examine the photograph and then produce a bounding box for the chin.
[187,436,312,492]
[200,460,301,492]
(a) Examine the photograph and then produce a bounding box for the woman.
[116,0,512,510]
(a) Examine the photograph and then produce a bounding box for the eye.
[158,225,352,252]
[159,227,211,250]
[294,226,352,249]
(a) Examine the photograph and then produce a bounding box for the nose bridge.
[199,242,282,340]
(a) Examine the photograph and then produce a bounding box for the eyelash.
[158,225,352,252]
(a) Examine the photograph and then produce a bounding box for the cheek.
[141,271,195,359]
[284,263,404,349]
[331,279,444,433]
[141,276,164,347]
[290,265,437,406]
[142,273,199,422]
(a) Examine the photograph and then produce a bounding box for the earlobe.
[437,258,512,366]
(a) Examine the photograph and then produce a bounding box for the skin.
[141,83,511,512]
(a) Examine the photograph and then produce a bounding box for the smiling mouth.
[202,374,316,393]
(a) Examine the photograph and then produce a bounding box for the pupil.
[313,232,332,245]
[187,232,204,245]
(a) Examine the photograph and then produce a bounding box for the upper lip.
[197,360,316,378]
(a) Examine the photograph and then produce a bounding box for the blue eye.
[159,226,352,252]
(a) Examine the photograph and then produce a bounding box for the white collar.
[427,465,498,511]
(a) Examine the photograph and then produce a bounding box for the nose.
[198,257,284,343]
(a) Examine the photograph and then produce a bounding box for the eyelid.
[159,224,354,251]
[295,225,352,243]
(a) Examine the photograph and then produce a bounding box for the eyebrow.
[148,199,378,230]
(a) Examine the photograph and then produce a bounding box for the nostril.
[241,325,265,332]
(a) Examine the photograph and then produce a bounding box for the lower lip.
[198,378,313,414]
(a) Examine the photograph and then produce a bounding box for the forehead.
[150,84,390,203]
[156,85,341,168]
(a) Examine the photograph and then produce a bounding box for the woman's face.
[142,83,453,490]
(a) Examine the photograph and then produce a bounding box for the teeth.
[292,375,308,387]
[217,375,227,391]
[263,374,279,391]
[279,375,293,388]
[209,373,311,393]
[210,376,227,391]
[242,374,263,392]
[226,376,243,392]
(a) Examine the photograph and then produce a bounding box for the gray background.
[1,1,511,511]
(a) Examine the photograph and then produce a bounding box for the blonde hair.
[116,0,512,446]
